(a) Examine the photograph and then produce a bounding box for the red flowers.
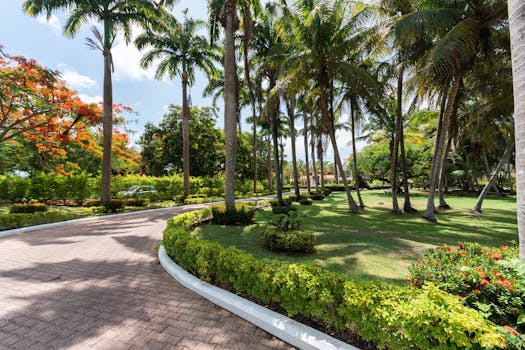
[491,253,502,260]
[480,279,490,286]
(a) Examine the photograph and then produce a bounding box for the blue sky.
[0,1,362,163]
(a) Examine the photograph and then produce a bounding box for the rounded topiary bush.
[299,198,313,205]
[9,203,48,214]
[105,199,125,212]
[262,228,316,253]
[309,193,325,200]
[211,203,255,225]
[271,205,297,215]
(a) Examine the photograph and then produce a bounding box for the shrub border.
[158,245,359,350]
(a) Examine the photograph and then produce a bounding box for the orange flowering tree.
[0,50,138,174]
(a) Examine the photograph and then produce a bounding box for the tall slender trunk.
[423,75,461,222]
[334,153,339,184]
[223,0,239,210]
[473,140,515,213]
[350,101,364,207]
[269,77,283,204]
[242,14,257,194]
[391,67,403,214]
[482,148,502,196]
[311,120,319,192]
[508,0,525,260]
[182,72,190,197]
[329,125,359,213]
[506,150,514,194]
[438,133,452,209]
[267,135,273,191]
[318,138,325,192]
[303,110,311,192]
[287,98,300,197]
[101,19,113,206]
[399,112,416,212]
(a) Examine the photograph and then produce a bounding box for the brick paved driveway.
[0,207,295,350]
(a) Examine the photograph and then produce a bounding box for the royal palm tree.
[136,10,219,197]
[23,0,168,206]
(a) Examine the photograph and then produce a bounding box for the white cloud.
[78,94,102,104]
[61,69,97,89]
[112,34,155,82]
[36,14,61,34]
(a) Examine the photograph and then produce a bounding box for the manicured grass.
[193,190,518,284]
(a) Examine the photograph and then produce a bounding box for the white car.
[117,185,157,198]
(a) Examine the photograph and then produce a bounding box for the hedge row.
[0,174,267,202]
[162,208,505,350]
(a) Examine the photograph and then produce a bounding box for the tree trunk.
[100,20,113,206]
[311,120,319,192]
[287,98,300,198]
[334,153,339,184]
[303,110,311,192]
[482,148,502,196]
[507,150,514,194]
[423,75,461,222]
[391,67,403,214]
[438,133,452,209]
[399,114,416,212]
[473,141,515,213]
[182,72,190,197]
[223,0,239,210]
[329,125,359,213]
[318,138,325,192]
[267,135,273,191]
[350,101,364,207]
[508,0,525,259]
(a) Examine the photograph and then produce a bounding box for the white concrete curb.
[158,245,360,350]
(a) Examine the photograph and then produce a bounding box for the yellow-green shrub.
[162,208,505,350]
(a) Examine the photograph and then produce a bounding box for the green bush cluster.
[211,203,256,225]
[299,198,313,205]
[408,243,525,338]
[262,229,316,253]
[104,199,125,213]
[162,208,505,350]
[9,203,48,213]
[309,192,325,200]
[0,212,88,230]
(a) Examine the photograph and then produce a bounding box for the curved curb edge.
[158,245,360,350]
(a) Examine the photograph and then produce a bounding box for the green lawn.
[193,190,518,284]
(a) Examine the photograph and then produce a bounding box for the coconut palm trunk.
[438,134,452,209]
[287,98,300,198]
[508,0,524,259]
[318,138,325,192]
[482,148,502,196]
[303,110,311,192]
[423,74,462,222]
[223,0,239,210]
[311,120,319,192]
[272,110,284,204]
[391,67,403,214]
[472,140,514,213]
[182,71,190,197]
[329,125,359,213]
[101,21,113,206]
[267,136,273,191]
[399,120,416,212]
[350,101,364,208]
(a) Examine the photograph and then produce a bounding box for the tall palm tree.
[505,0,523,258]
[23,0,167,206]
[135,10,219,197]
[394,0,508,222]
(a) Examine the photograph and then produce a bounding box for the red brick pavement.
[0,208,295,350]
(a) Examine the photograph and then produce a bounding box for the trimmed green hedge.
[162,208,505,350]
[9,203,48,213]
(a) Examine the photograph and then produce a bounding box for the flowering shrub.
[408,243,525,340]
[163,211,504,349]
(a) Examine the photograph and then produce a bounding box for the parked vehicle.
[117,185,157,198]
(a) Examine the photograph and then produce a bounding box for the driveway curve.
[0,206,295,350]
